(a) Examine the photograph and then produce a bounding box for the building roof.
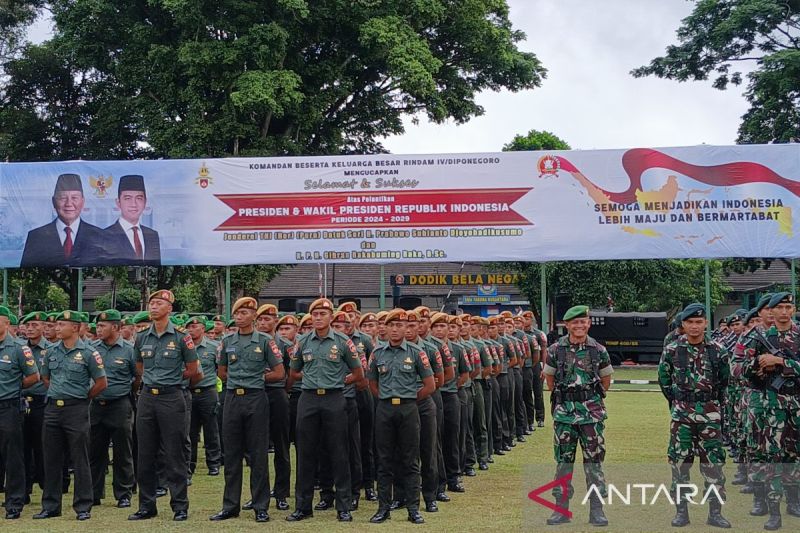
[724,261,793,292]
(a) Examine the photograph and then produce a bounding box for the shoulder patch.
[420,351,430,368]
[183,335,195,350]
[93,351,104,369]
[22,346,34,359]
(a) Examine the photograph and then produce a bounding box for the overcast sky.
[28,1,752,155]
[383,0,753,154]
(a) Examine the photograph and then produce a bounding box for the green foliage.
[502,129,571,151]
[94,287,142,312]
[632,0,800,143]
[1,0,544,160]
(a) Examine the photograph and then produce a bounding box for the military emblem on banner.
[89,175,114,198]
[195,163,214,189]
[537,155,560,178]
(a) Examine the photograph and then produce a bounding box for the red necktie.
[64,227,73,258]
[132,226,143,259]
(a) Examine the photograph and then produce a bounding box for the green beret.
[0,306,11,319]
[9,313,18,326]
[226,319,236,328]
[96,309,122,322]
[562,305,589,322]
[680,303,705,320]
[131,311,151,325]
[46,312,58,323]
[21,311,49,324]
[204,320,215,332]
[169,315,185,326]
[56,310,83,323]
[744,307,759,325]
[768,291,794,308]
[212,314,226,322]
[755,294,773,314]
[184,315,207,327]
[88,322,97,333]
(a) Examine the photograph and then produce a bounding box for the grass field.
[9,388,788,532]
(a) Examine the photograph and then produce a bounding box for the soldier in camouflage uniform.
[542,305,612,527]
[732,292,800,530]
[658,303,731,528]
[731,306,763,489]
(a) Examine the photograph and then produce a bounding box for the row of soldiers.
[0,291,549,523]
[659,293,800,530]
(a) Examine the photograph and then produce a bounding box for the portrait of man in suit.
[20,173,104,267]
[104,174,161,265]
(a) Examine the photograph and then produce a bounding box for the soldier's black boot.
[764,500,782,531]
[671,501,689,527]
[707,498,731,529]
[785,486,800,517]
[732,463,747,485]
[546,497,570,525]
[588,495,608,527]
[751,483,768,516]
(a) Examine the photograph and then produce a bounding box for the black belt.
[24,394,47,406]
[48,398,88,407]
[558,389,594,402]
[778,385,800,396]
[192,385,216,394]
[94,397,127,406]
[0,398,18,406]
[382,397,416,405]
[143,385,181,396]
[227,387,264,396]
[303,388,342,396]
[674,390,716,402]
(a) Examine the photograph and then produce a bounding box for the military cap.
[359,313,377,325]
[469,315,483,324]
[256,303,278,317]
[96,309,122,322]
[308,298,334,313]
[563,305,589,322]
[298,314,312,328]
[499,310,513,319]
[0,306,11,319]
[680,303,706,320]
[56,310,83,323]
[332,311,349,323]
[9,313,18,326]
[54,173,83,194]
[185,315,207,326]
[232,297,258,314]
[204,320,215,332]
[669,318,680,330]
[478,317,490,326]
[724,314,736,326]
[744,307,759,325]
[406,310,419,322]
[118,174,146,194]
[46,312,58,323]
[169,315,185,326]
[88,322,97,333]
[513,314,524,322]
[448,315,463,326]
[414,306,431,318]
[375,311,388,323]
[337,301,359,313]
[487,316,501,326]
[460,313,471,321]
[131,310,151,324]
[430,312,448,325]
[212,314,226,322]
[521,310,534,318]
[384,308,408,324]
[226,319,236,328]
[768,291,794,308]
[120,315,133,326]
[755,293,774,314]
[21,311,49,324]
[277,315,298,327]
[149,289,175,304]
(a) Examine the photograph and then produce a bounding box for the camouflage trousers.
[735,388,750,461]
[552,421,607,500]
[746,391,800,502]
[667,420,726,499]
[724,384,742,451]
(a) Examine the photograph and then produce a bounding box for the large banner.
[1,144,798,267]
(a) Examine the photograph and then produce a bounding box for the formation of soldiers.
[0,291,553,523]
[659,294,800,530]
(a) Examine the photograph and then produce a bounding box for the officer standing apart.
[35,311,107,521]
[128,290,199,522]
[185,316,222,478]
[89,309,140,509]
[542,305,612,527]
[659,303,731,529]
[0,306,40,519]
[368,309,435,525]
[287,298,364,523]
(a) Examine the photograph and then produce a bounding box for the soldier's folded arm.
[418,375,435,400]
[22,371,40,389]
[182,359,199,381]
[88,376,108,399]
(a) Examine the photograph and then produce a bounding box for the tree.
[1,0,546,159]
[94,287,142,312]
[632,0,800,143]
[502,129,571,151]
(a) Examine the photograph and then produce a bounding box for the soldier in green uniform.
[43,313,58,343]
[185,315,221,478]
[543,305,612,527]
[89,309,140,509]
[286,298,363,523]
[486,316,506,456]
[34,310,107,521]
[0,306,40,519]
[20,311,50,502]
[522,310,548,430]
[368,309,435,525]
[128,290,199,522]
[658,303,731,528]
[470,316,493,470]
[210,297,285,523]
